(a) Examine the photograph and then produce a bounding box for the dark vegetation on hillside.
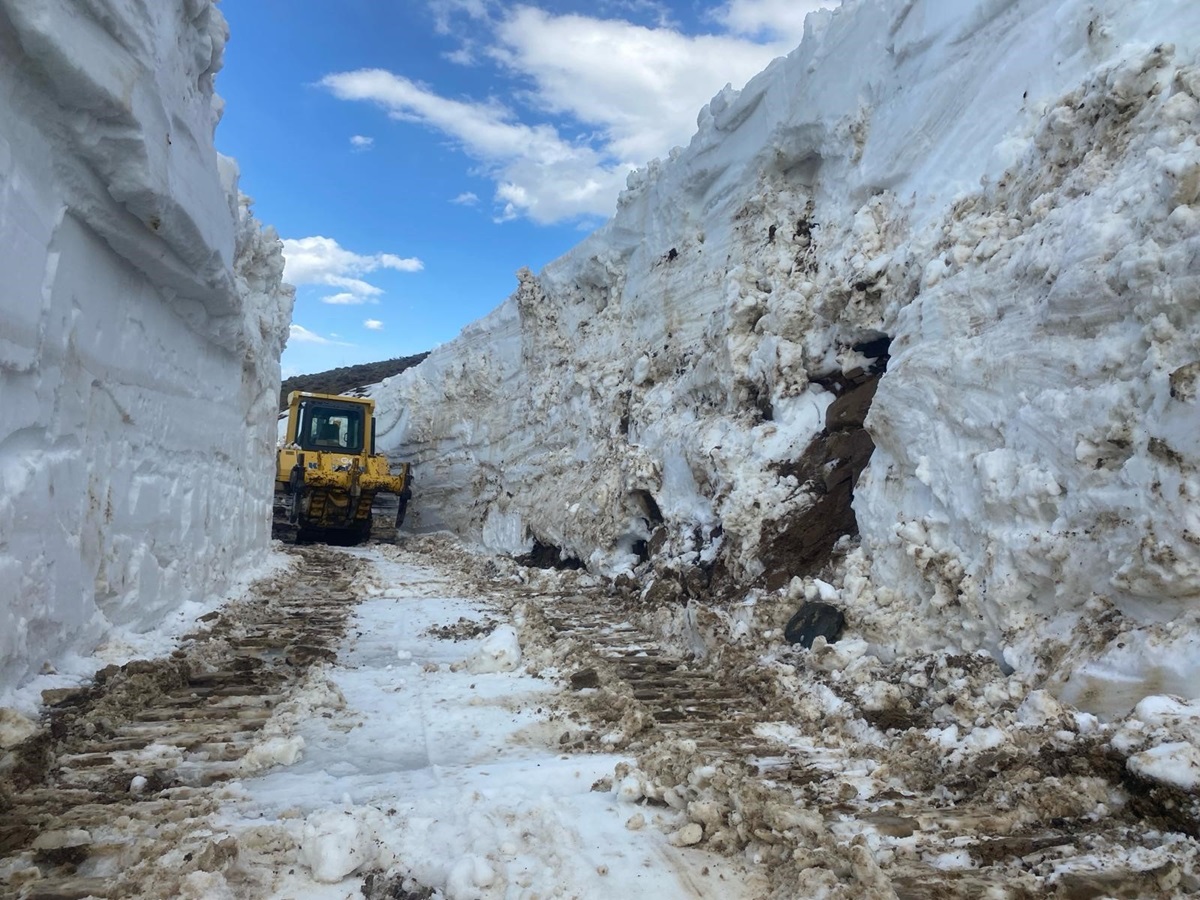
[279,353,429,408]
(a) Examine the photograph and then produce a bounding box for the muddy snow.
[2,534,1199,899]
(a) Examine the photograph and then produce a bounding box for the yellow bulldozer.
[273,391,412,544]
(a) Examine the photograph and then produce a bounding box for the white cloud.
[321,292,372,305]
[452,191,480,206]
[378,253,422,271]
[321,69,630,223]
[323,275,384,297]
[326,3,834,225]
[430,0,491,35]
[443,44,477,66]
[490,8,800,164]
[718,0,833,42]
[282,236,423,300]
[350,134,374,150]
[289,324,351,346]
[364,319,384,330]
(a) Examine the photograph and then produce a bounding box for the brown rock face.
[759,345,888,588]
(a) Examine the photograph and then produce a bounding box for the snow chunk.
[0,708,38,748]
[1015,691,1065,728]
[240,735,305,774]
[33,828,91,851]
[925,850,976,871]
[1127,742,1200,791]
[447,855,497,899]
[669,822,704,847]
[467,624,522,673]
[298,809,377,883]
[616,773,644,802]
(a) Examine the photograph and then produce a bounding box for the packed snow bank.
[376,0,1200,712]
[0,1,293,689]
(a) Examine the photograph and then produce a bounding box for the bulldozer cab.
[292,398,366,453]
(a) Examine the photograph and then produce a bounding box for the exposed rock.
[760,368,885,585]
[515,540,585,571]
[784,602,846,649]
[569,668,601,690]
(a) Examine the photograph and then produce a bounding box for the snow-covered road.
[4,535,1200,899]
[0,539,763,900]
[226,545,760,900]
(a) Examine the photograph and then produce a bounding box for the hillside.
[279,353,429,408]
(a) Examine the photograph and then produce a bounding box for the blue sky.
[215,0,830,376]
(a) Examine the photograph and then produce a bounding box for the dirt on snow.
[1,534,1198,899]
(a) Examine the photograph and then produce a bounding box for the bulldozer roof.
[287,390,375,411]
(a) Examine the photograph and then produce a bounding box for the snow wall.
[374,0,1200,713]
[0,1,293,689]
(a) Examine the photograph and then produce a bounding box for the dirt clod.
[569,668,601,689]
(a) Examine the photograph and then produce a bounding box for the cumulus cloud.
[321,69,629,223]
[443,44,478,66]
[321,292,370,305]
[364,319,384,330]
[289,324,351,345]
[326,3,834,225]
[282,236,423,301]
[598,0,674,24]
[323,276,384,297]
[718,0,831,42]
[429,0,491,35]
[490,7,799,163]
[350,134,374,150]
[452,191,480,206]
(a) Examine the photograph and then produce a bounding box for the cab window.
[297,404,365,453]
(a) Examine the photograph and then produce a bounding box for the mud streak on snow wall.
[0,1,293,689]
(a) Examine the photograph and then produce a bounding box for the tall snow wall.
[0,1,293,689]
[375,0,1200,709]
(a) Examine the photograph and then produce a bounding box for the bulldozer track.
[0,547,363,900]
[3,540,1198,899]
[525,589,1200,899]
[537,598,765,744]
